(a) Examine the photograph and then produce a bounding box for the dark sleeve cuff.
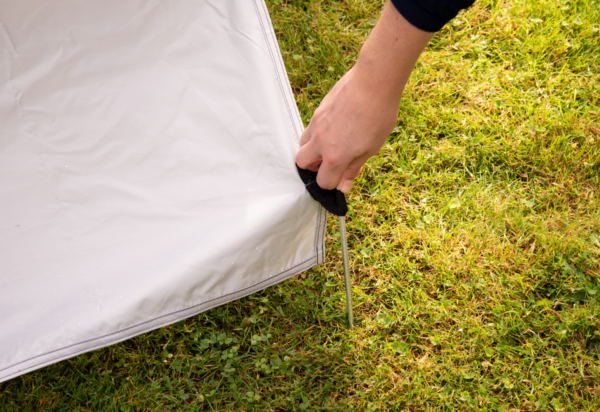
[390,0,476,32]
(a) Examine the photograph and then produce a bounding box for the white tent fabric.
[0,0,326,382]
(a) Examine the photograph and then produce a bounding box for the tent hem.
[0,251,323,382]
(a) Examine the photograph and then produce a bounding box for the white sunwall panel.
[0,0,326,382]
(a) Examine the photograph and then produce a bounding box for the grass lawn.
[2,0,599,410]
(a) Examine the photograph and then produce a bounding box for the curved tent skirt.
[0,0,326,382]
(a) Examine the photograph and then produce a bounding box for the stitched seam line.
[319,209,326,263]
[1,258,320,381]
[0,256,316,374]
[251,0,299,140]
[252,0,327,261]
[257,0,304,136]
[316,208,322,263]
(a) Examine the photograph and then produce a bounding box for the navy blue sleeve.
[390,0,476,32]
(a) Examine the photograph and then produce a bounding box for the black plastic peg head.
[296,165,348,217]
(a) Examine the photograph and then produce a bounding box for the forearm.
[295,2,439,192]
[353,2,433,105]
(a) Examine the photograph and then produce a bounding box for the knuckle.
[312,106,326,119]
[310,130,325,145]
[323,152,344,167]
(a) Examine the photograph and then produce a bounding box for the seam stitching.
[0,256,315,374]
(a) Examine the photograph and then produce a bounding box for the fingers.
[338,161,365,193]
[295,137,322,172]
[296,129,366,193]
[315,155,348,190]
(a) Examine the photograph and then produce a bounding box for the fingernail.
[340,180,352,193]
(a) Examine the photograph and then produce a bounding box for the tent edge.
[0,248,324,383]
[251,0,327,265]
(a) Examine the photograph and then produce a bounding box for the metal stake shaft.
[338,216,354,328]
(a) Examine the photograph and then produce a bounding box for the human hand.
[295,1,433,193]
[295,64,399,193]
